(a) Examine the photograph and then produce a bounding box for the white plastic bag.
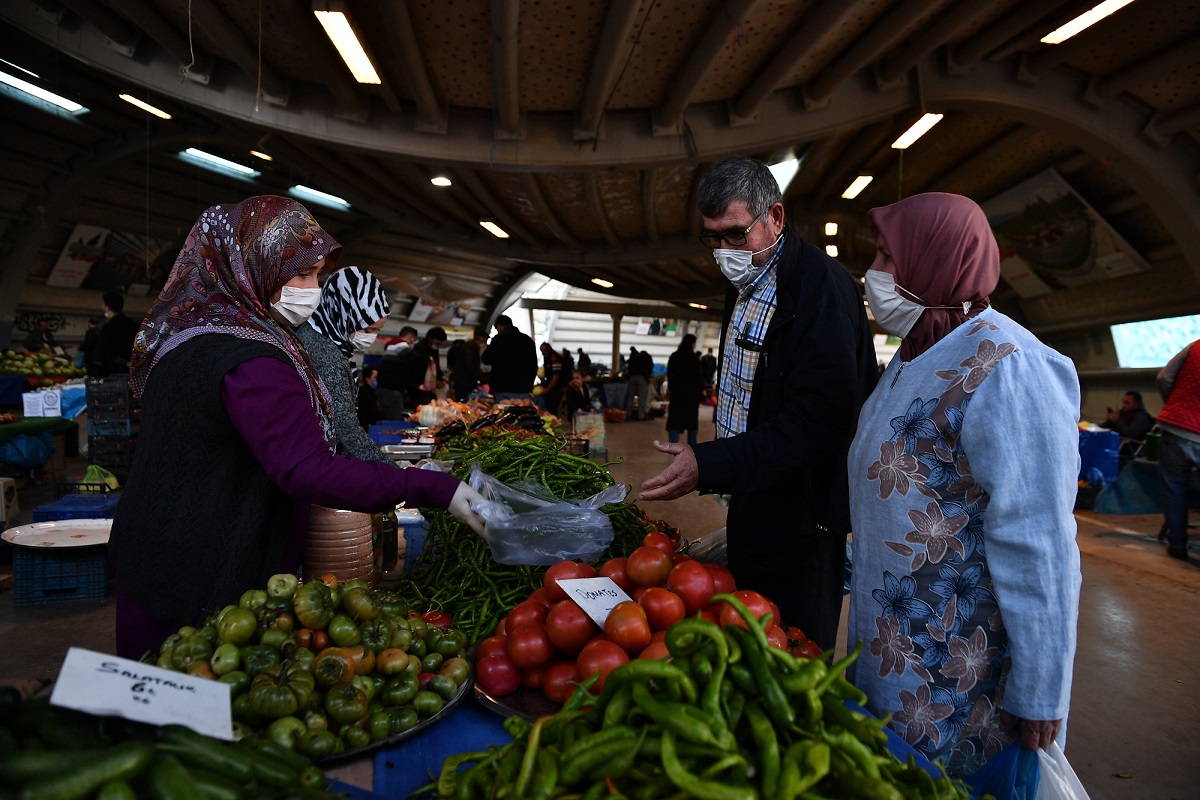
[1036,744,1091,800]
[468,462,629,565]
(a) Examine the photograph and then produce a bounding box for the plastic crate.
[88,400,133,420]
[54,482,113,499]
[89,419,134,437]
[14,547,109,605]
[33,492,121,522]
[89,436,136,455]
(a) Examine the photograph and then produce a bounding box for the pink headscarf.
[868,192,1000,361]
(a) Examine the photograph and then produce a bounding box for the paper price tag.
[557,577,632,627]
[50,647,233,740]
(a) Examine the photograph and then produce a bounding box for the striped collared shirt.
[715,234,785,438]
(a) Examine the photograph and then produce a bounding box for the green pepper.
[660,729,754,800]
[248,663,315,718]
[324,682,369,726]
[742,698,780,797]
[293,582,336,630]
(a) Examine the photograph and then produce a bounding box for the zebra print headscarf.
[307,266,390,381]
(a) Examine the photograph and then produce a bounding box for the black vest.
[109,334,296,627]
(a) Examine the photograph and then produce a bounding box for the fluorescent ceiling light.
[290,184,350,209]
[480,220,509,238]
[119,94,171,119]
[1041,0,1136,44]
[179,148,260,178]
[591,278,614,289]
[313,8,381,84]
[842,176,873,200]
[825,245,839,258]
[0,59,38,78]
[250,149,273,161]
[768,157,801,194]
[430,175,452,187]
[824,222,838,237]
[0,68,85,114]
[891,114,944,149]
[687,302,708,310]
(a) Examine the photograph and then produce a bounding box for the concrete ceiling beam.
[1088,35,1200,105]
[575,0,643,141]
[522,174,582,252]
[374,0,443,131]
[585,173,622,252]
[58,0,139,56]
[642,167,661,247]
[109,0,213,83]
[188,0,289,105]
[452,168,544,249]
[279,0,368,122]
[491,0,521,137]
[949,0,1073,70]
[875,0,1008,86]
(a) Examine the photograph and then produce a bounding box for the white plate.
[1,518,112,548]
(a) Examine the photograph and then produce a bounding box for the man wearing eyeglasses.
[640,156,878,650]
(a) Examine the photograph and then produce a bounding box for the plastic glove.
[449,481,486,535]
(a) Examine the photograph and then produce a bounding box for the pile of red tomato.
[473,532,824,704]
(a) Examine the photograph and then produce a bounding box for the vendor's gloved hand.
[449,481,486,536]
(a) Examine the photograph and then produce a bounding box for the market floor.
[1,416,1198,799]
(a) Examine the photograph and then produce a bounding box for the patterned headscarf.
[868,193,1000,361]
[129,196,342,438]
[306,266,390,382]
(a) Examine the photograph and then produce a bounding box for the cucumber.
[16,741,153,800]
[156,726,254,783]
[187,766,245,800]
[147,754,205,800]
[0,749,105,786]
[95,780,137,800]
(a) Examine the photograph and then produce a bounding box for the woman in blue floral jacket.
[847,193,1082,778]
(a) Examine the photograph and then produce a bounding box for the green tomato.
[406,636,427,660]
[427,675,457,703]
[240,645,281,677]
[293,582,336,630]
[210,643,241,676]
[248,664,315,719]
[218,670,251,698]
[388,619,413,652]
[434,629,468,659]
[380,671,419,707]
[296,728,337,760]
[420,652,444,674]
[437,657,471,687]
[267,573,299,601]
[350,675,377,703]
[303,710,328,731]
[260,629,294,651]
[239,589,268,612]
[290,647,316,671]
[340,587,380,622]
[411,690,444,718]
[368,712,391,743]
[327,614,361,648]
[358,619,392,654]
[266,716,308,750]
[171,635,213,671]
[340,725,370,750]
[325,683,369,726]
[388,707,418,735]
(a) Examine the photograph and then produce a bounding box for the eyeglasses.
[697,212,766,249]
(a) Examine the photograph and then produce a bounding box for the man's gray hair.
[697,156,782,219]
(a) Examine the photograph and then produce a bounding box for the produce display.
[0,689,338,799]
[398,429,665,642]
[0,350,85,379]
[471,545,823,709]
[432,596,973,800]
[152,573,472,761]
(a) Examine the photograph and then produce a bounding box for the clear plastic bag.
[1036,743,1090,800]
[468,462,629,565]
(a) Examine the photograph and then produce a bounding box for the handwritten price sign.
[557,577,632,627]
[50,648,233,740]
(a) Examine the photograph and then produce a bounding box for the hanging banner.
[45,224,108,288]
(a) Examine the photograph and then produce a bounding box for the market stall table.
[0,374,24,405]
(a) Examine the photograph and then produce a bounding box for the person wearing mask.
[108,197,484,659]
[626,347,653,420]
[408,326,447,407]
[358,365,381,430]
[847,193,1081,777]
[481,315,537,400]
[540,342,566,416]
[98,291,139,376]
[1157,340,1200,560]
[639,156,877,650]
[452,329,486,400]
[665,333,703,445]
[295,266,392,462]
[24,319,57,352]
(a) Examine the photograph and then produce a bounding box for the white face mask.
[271,286,322,327]
[713,232,783,290]
[351,331,378,352]
[862,269,971,339]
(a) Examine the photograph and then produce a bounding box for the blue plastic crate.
[32,493,121,522]
[89,419,134,437]
[14,547,109,605]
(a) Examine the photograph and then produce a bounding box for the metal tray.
[380,444,435,459]
[1,518,112,548]
[316,671,472,765]
[473,681,560,722]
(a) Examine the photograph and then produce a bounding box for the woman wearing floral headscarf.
[296,266,392,462]
[846,193,1081,778]
[110,197,483,659]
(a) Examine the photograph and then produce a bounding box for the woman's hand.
[1000,711,1061,750]
[449,482,486,535]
